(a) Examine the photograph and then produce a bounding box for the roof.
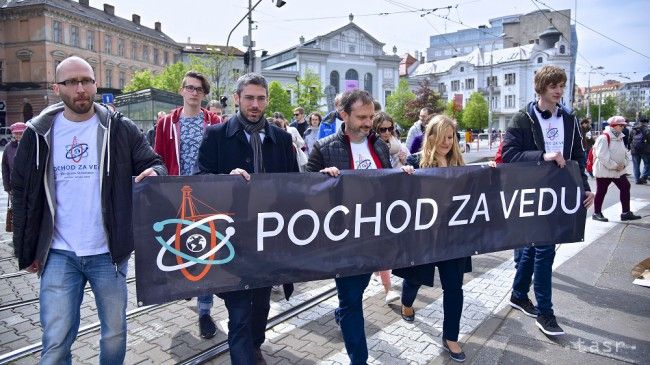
[178,43,245,56]
[411,44,536,77]
[0,0,178,46]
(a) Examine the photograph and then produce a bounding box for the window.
[451,80,460,92]
[153,49,159,65]
[70,26,79,47]
[119,71,125,89]
[364,73,373,95]
[537,57,543,64]
[559,45,566,54]
[385,90,392,101]
[142,46,149,63]
[117,39,125,57]
[86,30,95,51]
[0,61,3,83]
[487,76,498,87]
[460,66,464,72]
[348,45,356,53]
[330,70,340,93]
[105,69,113,88]
[345,69,358,81]
[465,78,475,90]
[104,34,112,54]
[53,60,61,77]
[490,96,498,110]
[53,20,63,43]
[163,51,169,65]
[131,42,138,60]
[330,39,339,51]
[505,73,516,86]
[439,83,446,93]
[505,95,516,108]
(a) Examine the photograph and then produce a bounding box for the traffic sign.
[102,94,114,104]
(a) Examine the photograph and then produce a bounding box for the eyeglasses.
[183,85,205,94]
[293,113,300,116]
[378,126,394,133]
[242,95,267,103]
[56,78,95,87]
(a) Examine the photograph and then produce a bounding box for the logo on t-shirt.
[546,123,559,141]
[65,136,89,163]
[356,154,373,169]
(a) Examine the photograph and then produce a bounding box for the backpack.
[631,127,649,154]
[586,132,610,173]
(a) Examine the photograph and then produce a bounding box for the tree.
[385,79,416,130]
[289,69,324,114]
[598,95,617,122]
[404,78,444,125]
[123,69,155,93]
[266,81,293,118]
[444,100,464,128]
[463,92,489,131]
[152,62,190,92]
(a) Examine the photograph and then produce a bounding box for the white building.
[261,17,401,111]
[409,26,573,131]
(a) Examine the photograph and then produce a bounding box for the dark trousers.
[218,287,271,365]
[334,273,371,365]
[400,258,465,342]
[632,154,650,181]
[512,244,556,315]
[594,176,631,214]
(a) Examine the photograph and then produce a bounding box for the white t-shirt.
[51,112,109,256]
[535,108,565,155]
[350,138,377,170]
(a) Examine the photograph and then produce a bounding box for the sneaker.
[254,348,267,365]
[509,295,539,318]
[636,180,646,185]
[385,290,400,304]
[621,211,641,221]
[199,314,217,339]
[592,213,609,222]
[536,313,565,336]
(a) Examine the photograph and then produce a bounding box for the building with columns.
[0,0,180,126]
[260,17,401,111]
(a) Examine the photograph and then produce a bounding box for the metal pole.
[488,52,493,131]
[586,70,591,118]
[597,92,602,127]
[248,0,254,73]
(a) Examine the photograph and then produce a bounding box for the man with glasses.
[196,73,297,365]
[154,71,221,339]
[289,107,308,137]
[12,56,165,363]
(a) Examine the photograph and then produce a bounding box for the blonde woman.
[393,115,471,363]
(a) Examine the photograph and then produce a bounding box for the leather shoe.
[401,305,415,322]
[621,211,641,221]
[442,335,466,362]
[592,213,608,222]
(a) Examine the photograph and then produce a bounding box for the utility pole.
[247,0,254,73]
[586,66,603,120]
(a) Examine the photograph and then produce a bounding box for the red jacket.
[154,107,221,175]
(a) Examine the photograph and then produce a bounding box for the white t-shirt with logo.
[50,112,109,256]
[350,138,377,170]
[534,108,565,155]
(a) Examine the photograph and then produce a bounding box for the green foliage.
[289,69,325,114]
[404,79,444,126]
[444,100,464,128]
[153,62,191,92]
[266,81,293,118]
[463,92,489,130]
[385,79,416,130]
[599,95,617,121]
[123,69,155,93]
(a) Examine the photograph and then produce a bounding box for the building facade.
[260,19,401,111]
[410,26,573,131]
[0,0,180,125]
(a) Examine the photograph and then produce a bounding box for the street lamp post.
[586,65,603,120]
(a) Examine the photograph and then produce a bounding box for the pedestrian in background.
[591,116,641,222]
[2,122,26,195]
[271,112,308,171]
[394,115,470,363]
[303,112,321,155]
[630,117,650,184]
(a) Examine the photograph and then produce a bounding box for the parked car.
[0,127,12,146]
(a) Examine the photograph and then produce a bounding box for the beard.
[60,93,94,115]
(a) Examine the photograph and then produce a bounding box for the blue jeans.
[512,244,556,316]
[217,287,272,365]
[632,153,650,181]
[401,259,465,341]
[40,249,128,365]
[334,273,371,365]
[197,295,213,316]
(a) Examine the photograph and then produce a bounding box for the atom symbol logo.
[65,136,89,163]
[546,124,559,141]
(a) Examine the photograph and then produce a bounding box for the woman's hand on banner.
[543,152,566,168]
[135,167,158,182]
[401,165,415,175]
[230,168,251,181]
[320,166,340,177]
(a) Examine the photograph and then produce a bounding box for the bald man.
[11,56,166,364]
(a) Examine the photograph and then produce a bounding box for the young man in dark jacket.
[11,56,166,364]
[630,117,650,184]
[502,65,593,337]
[306,90,392,365]
[196,73,297,365]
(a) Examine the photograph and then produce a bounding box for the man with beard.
[196,73,297,365]
[305,90,393,365]
[11,56,166,363]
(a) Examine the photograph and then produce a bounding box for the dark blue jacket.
[196,113,299,175]
[501,102,590,192]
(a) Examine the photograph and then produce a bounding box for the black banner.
[133,162,586,305]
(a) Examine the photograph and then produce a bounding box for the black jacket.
[196,113,299,175]
[631,124,650,155]
[305,126,392,171]
[501,102,590,192]
[11,102,167,272]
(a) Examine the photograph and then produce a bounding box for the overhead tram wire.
[533,0,650,60]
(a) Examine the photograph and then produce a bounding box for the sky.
[89,0,649,87]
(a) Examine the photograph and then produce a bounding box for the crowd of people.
[3,57,648,365]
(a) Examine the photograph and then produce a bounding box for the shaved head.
[53,56,97,121]
[55,56,94,83]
